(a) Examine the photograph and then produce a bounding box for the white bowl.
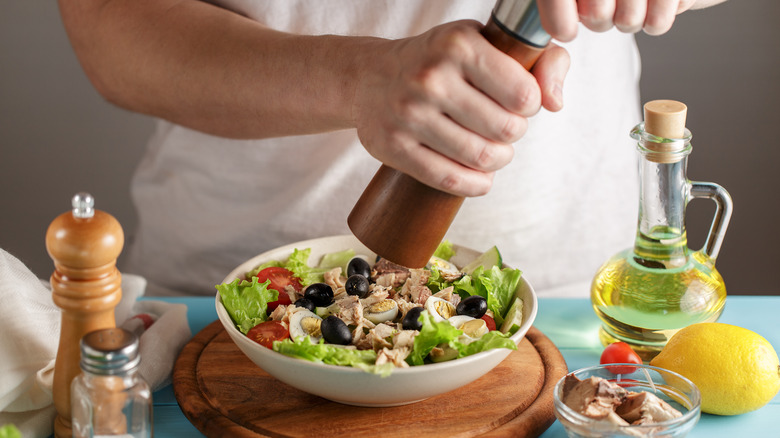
[215,234,538,407]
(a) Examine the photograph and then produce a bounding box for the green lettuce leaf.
[474,266,523,326]
[316,248,355,273]
[427,265,522,326]
[281,248,320,285]
[433,240,456,261]
[406,311,463,366]
[248,248,356,286]
[453,331,518,357]
[216,277,278,334]
[245,260,284,279]
[424,266,449,294]
[0,425,22,438]
[273,337,394,376]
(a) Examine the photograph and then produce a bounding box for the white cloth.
[124,1,641,298]
[0,248,191,438]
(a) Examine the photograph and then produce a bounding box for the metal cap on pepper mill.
[348,0,551,268]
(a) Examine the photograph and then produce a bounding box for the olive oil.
[592,239,727,361]
[592,101,732,361]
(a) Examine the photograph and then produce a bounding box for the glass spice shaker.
[71,328,153,438]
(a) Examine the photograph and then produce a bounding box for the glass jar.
[71,328,152,437]
[591,101,733,361]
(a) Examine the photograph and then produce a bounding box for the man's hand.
[537,0,712,41]
[351,20,570,197]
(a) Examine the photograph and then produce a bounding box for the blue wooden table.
[151,296,779,437]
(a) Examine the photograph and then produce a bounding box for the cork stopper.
[639,100,690,164]
[644,100,687,139]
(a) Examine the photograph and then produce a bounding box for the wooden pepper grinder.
[46,192,124,438]
[348,0,551,268]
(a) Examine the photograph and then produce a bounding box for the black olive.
[347,257,371,279]
[321,315,352,345]
[456,295,487,318]
[345,274,370,298]
[303,283,334,307]
[401,306,425,331]
[294,297,315,312]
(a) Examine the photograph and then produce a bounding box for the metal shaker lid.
[80,328,141,375]
[492,0,551,48]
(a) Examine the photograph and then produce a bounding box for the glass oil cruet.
[591,100,733,361]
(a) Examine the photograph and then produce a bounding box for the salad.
[216,241,525,376]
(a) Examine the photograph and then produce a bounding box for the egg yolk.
[434,301,455,319]
[370,300,395,313]
[301,316,322,337]
[460,319,487,338]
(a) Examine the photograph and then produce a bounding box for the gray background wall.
[1,1,778,295]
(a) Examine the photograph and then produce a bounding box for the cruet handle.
[689,181,733,261]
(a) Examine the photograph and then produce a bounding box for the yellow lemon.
[650,322,780,416]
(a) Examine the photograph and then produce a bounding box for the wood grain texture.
[173,321,567,438]
[347,165,464,269]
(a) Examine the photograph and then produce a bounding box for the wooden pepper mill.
[46,192,124,438]
[348,0,551,268]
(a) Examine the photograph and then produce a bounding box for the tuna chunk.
[562,375,627,419]
[367,323,396,350]
[561,374,684,432]
[323,267,346,289]
[371,258,410,288]
[616,391,683,425]
[376,347,410,368]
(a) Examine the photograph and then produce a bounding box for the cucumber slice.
[315,302,340,318]
[499,297,524,335]
[461,246,502,275]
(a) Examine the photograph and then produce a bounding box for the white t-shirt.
[123,1,641,297]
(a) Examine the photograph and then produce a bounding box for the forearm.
[58,0,378,139]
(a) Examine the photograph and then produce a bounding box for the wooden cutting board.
[173,321,568,438]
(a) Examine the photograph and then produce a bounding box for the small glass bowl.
[553,364,701,438]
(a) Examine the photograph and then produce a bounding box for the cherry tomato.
[481,314,497,332]
[254,267,302,312]
[600,342,642,374]
[246,320,289,348]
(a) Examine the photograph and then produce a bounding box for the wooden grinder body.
[47,204,124,438]
[348,15,546,268]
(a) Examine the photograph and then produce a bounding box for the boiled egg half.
[365,299,398,324]
[424,297,456,322]
[448,315,489,342]
[426,256,461,277]
[289,309,322,343]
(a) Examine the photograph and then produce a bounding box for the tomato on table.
[600,341,643,374]
[254,267,302,312]
[247,320,289,348]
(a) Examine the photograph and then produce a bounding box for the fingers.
[530,44,570,113]
[352,20,567,197]
[578,0,618,33]
[419,107,518,174]
[538,0,580,42]
[614,0,648,33]
[359,119,501,197]
[643,0,680,35]
[464,28,544,119]
[540,0,683,38]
